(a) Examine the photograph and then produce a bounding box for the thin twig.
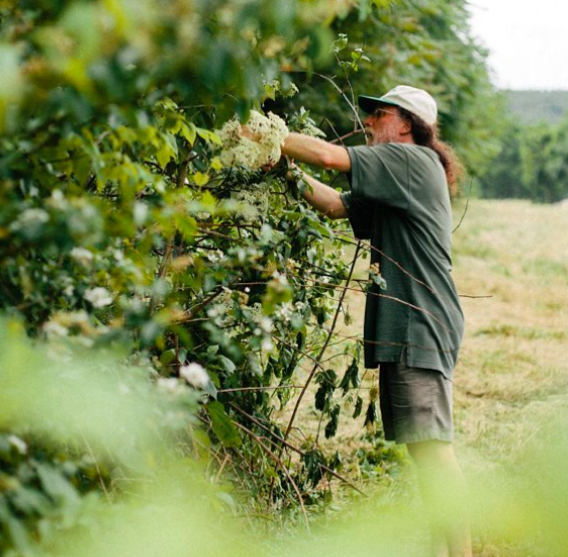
[288,70,364,131]
[217,385,304,393]
[79,431,112,504]
[453,175,474,233]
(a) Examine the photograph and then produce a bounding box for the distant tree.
[478,117,568,203]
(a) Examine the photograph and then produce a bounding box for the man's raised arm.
[281,133,351,172]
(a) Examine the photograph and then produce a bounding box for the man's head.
[358,85,438,146]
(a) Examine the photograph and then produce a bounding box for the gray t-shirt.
[340,142,464,379]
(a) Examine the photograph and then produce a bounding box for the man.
[278,85,471,557]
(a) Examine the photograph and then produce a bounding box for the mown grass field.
[272,199,568,555]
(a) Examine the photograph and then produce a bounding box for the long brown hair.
[398,107,463,199]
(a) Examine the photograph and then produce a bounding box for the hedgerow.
[0,0,498,552]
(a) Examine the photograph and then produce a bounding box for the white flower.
[10,208,49,232]
[133,201,148,226]
[206,250,224,263]
[261,338,274,352]
[180,362,210,389]
[48,189,68,210]
[275,301,294,322]
[70,247,94,266]
[84,287,113,308]
[8,435,28,455]
[43,321,68,338]
[259,316,273,333]
[217,110,289,169]
[157,377,186,395]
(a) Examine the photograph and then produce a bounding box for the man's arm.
[280,132,350,219]
[297,169,348,220]
[282,133,351,172]
[241,127,351,219]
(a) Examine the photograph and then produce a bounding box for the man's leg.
[406,440,472,557]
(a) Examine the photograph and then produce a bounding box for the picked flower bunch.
[217,110,289,169]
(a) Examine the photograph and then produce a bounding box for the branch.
[229,403,366,496]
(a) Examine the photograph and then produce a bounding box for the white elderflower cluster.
[84,287,113,308]
[10,208,49,232]
[274,300,307,323]
[218,110,289,169]
[157,377,188,396]
[70,247,94,267]
[234,187,270,221]
[180,362,210,390]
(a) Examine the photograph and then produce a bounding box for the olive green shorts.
[379,361,453,445]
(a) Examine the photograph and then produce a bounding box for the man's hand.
[240,125,262,142]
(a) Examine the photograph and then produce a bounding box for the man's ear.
[399,118,412,137]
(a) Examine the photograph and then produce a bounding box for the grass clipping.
[218,110,289,169]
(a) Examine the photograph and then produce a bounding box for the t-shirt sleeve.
[340,190,375,240]
[346,144,411,210]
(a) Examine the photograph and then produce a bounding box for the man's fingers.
[240,125,262,142]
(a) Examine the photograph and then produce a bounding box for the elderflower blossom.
[43,321,69,339]
[234,187,270,221]
[157,377,187,395]
[84,287,113,308]
[70,247,94,266]
[218,110,289,169]
[180,362,210,390]
[275,301,294,322]
[261,338,274,352]
[8,435,28,455]
[10,208,49,233]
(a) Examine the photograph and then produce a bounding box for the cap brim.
[358,95,400,114]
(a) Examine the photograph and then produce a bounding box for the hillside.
[505,89,568,124]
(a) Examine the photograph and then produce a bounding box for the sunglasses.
[372,107,397,118]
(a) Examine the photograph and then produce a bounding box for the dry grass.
[451,200,568,460]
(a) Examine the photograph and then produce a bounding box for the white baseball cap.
[358,85,438,126]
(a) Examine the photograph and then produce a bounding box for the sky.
[467,0,568,90]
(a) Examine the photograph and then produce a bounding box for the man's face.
[363,105,409,146]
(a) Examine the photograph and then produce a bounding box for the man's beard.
[366,124,398,145]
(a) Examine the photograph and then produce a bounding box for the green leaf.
[36,464,80,507]
[193,171,210,186]
[181,122,197,145]
[219,355,236,374]
[196,128,222,146]
[206,401,241,448]
[353,395,363,418]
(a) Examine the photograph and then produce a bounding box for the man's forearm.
[282,133,351,172]
[299,170,348,220]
